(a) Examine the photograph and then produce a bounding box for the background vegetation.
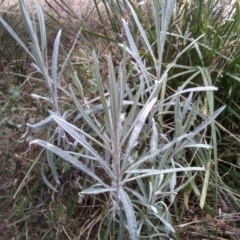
[1,0,240,239]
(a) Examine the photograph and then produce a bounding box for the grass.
[1,0,240,239]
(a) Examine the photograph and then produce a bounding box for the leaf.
[21,116,52,139]
[150,118,158,164]
[52,30,62,88]
[120,187,138,240]
[41,157,58,192]
[200,156,211,209]
[169,170,177,203]
[50,113,113,178]
[93,51,113,138]
[125,0,157,69]
[183,184,192,209]
[46,149,60,184]
[123,167,204,184]
[182,92,193,119]
[120,80,143,145]
[33,0,47,59]
[123,98,157,167]
[69,87,110,147]
[81,187,115,195]
[150,204,175,233]
[121,19,150,88]
[30,139,109,188]
[191,105,225,137]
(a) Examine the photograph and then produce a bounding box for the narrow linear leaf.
[123,98,157,167]
[200,157,211,209]
[123,167,204,184]
[125,0,157,69]
[81,187,115,195]
[46,150,60,184]
[182,92,193,119]
[120,187,138,240]
[69,87,110,146]
[50,113,114,177]
[41,158,58,192]
[30,139,109,188]
[52,30,62,87]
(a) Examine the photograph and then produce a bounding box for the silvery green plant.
[0,0,226,239]
[0,0,84,192]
